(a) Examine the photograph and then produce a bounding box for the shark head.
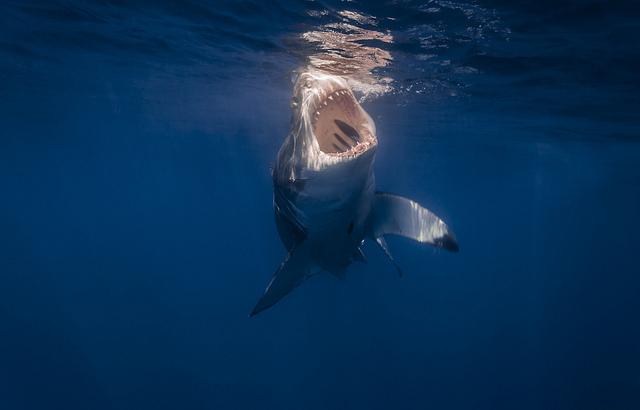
[284,70,378,172]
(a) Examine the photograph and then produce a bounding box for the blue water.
[1,1,639,409]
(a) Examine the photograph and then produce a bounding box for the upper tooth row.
[311,90,350,123]
[318,89,349,99]
[320,90,349,106]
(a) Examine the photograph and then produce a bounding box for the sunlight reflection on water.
[301,10,394,99]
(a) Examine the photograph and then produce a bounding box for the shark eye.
[291,96,299,108]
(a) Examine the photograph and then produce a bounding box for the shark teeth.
[310,88,353,125]
[316,88,352,109]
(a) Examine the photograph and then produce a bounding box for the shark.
[250,70,459,317]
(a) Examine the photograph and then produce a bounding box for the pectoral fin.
[250,242,314,317]
[369,192,459,251]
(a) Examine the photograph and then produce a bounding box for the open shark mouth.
[310,88,376,157]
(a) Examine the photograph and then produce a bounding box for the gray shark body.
[251,71,458,316]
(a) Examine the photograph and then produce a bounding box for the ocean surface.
[1,1,639,409]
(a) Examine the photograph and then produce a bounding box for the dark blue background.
[1,1,639,409]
